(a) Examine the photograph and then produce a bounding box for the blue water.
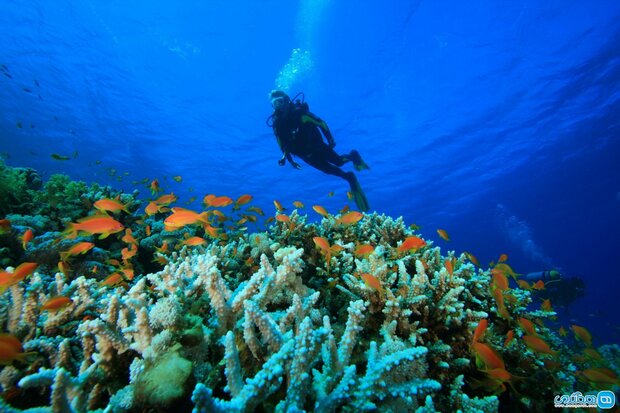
[1,1,619,343]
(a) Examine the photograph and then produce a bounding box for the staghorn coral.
[0,211,607,412]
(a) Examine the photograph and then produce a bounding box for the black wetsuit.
[272,101,355,184]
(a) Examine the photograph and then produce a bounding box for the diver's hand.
[291,161,301,170]
[278,157,286,166]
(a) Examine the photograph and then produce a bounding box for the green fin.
[349,176,369,212]
[350,150,370,171]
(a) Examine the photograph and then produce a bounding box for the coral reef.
[0,166,617,412]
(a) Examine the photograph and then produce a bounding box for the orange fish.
[464,251,480,267]
[233,194,252,210]
[21,229,34,250]
[150,179,162,195]
[101,273,125,287]
[518,317,537,336]
[41,296,73,312]
[397,236,426,254]
[312,236,343,269]
[247,206,264,216]
[122,229,137,245]
[339,205,350,214]
[312,205,329,218]
[65,215,124,239]
[577,368,620,386]
[57,261,70,276]
[164,207,209,231]
[516,279,532,290]
[532,280,545,290]
[540,299,553,312]
[121,243,138,260]
[273,200,285,212]
[0,219,11,234]
[275,214,291,223]
[145,225,151,236]
[183,236,206,246]
[498,253,508,263]
[335,211,363,225]
[522,335,557,356]
[472,319,488,345]
[570,325,592,347]
[0,334,36,365]
[354,244,375,257]
[93,198,130,214]
[473,342,505,370]
[491,269,509,291]
[504,330,514,347]
[154,193,178,206]
[293,201,304,208]
[360,273,381,291]
[204,194,233,208]
[10,262,38,285]
[444,258,454,277]
[60,242,95,261]
[436,229,450,241]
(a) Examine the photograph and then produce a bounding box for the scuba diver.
[267,90,370,212]
[524,269,586,309]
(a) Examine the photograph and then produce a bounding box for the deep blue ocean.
[1,1,619,345]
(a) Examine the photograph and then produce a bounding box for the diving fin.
[349,150,370,171]
[347,173,369,212]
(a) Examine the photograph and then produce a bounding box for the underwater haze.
[1,0,620,388]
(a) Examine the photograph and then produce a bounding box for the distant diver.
[267,90,370,212]
[524,269,586,309]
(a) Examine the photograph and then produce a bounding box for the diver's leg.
[303,156,370,211]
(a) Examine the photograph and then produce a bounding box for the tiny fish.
[51,154,70,161]
[436,229,450,241]
[41,296,73,312]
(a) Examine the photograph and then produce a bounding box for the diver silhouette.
[524,269,586,309]
[267,90,370,212]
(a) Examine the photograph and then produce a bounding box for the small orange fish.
[493,263,519,280]
[0,219,11,234]
[60,242,95,261]
[354,244,375,257]
[11,262,38,284]
[183,236,206,246]
[540,298,553,312]
[273,200,285,212]
[247,206,264,216]
[21,229,34,250]
[436,229,450,241]
[472,319,488,345]
[570,325,592,347]
[275,214,291,223]
[583,348,603,361]
[101,273,125,287]
[312,205,329,218]
[164,207,210,231]
[473,342,505,370]
[518,317,537,336]
[150,179,162,195]
[292,201,304,209]
[339,205,350,214]
[204,195,233,208]
[444,258,454,277]
[154,193,178,206]
[516,279,532,290]
[145,225,151,236]
[65,215,124,239]
[145,201,160,216]
[464,251,480,267]
[498,254,508,263]
[504,330,514,347]
[522,335,557,357]
[0,334,36,365]
[397,236,426,254]
[577,368,620,386]
[93,198,130,214]
[532,280,545,290]
[57,261,70,276]
[121,243,138,260]
[346,191,353,200]
[491,269,509,291]
[41,296,73,312]
[360,273,381,291]
[335,211,363,225]
[122,229,137,245]
[234,194,253,210]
